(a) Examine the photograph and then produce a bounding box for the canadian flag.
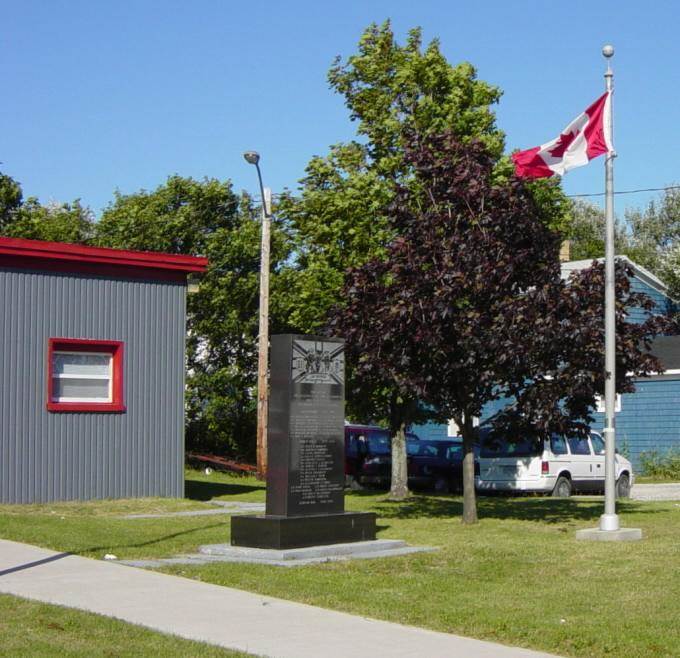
[512,92,613,179]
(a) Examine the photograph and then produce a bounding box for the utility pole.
[243,151,271,479]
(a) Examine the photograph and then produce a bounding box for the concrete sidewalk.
[0,539,558,658]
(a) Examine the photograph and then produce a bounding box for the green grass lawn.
[1,468,680,657]
[0,594,257,657]
[0,471,264,560]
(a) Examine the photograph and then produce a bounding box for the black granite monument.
[231,334,376,549]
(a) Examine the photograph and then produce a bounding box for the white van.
[475,431,633,497]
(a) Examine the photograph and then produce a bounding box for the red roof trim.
[0,255,189,282]
[0,237,208,274]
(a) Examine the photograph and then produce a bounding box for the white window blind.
[51,352,112,402]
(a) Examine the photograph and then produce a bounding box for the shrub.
[639,449,680,480]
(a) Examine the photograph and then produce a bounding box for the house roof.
[0,236,208,281]
[560,256,670,297]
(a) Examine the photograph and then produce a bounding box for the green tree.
[284,22,570,496]
[332,131,667,521]
[566,198,631,261]
[6,199,94,243]
[564,189,680,301]
[0,171,23,228]
[94,176,240,254]
[659,244,680,300]
[0,171,94,243]
[568,198,604,260]
[280,21,506,336]
[625,187,680,277]
[95,176,293,458]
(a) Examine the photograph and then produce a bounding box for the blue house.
[415,257,680,470]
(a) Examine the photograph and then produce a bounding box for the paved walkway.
[0,539,558,658]
[631,483,680,501]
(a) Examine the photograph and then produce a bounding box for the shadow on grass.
[185,480,264,501]
[69,520,231,556]
[372,495,657,524]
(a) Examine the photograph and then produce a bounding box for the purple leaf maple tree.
[330,130,669,522]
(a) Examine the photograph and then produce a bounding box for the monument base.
[231,511,376,550]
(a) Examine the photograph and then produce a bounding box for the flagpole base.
[575,526,642,542]
[599,513,620,532]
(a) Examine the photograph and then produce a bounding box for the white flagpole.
[578,46,640,540]
[600,44,619,532]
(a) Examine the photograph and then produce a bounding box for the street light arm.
[253,162,271,218]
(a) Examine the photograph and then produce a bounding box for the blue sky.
[2,1,678,216]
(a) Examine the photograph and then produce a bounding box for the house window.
[47,339,125,412]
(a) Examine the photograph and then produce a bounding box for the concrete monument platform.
[117,539,436,568]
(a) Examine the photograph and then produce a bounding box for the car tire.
[552,475,572,498]
[433,477,450,494]
[616,474,631,499]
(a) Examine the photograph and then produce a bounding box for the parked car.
[344,424,420,488]
[346,425,479,492]
[345,424,390,488]
[475,430,633,497]
[406,438,467,493]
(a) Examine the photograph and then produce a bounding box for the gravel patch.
[631,483,680,501]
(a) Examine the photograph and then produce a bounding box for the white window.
[51,351,113,403]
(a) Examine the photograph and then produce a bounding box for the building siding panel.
[413,421,451,441]
[589,379,680,467]
[627,276,672,324]
[0,266,186,503]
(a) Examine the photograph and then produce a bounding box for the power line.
[250,186,680,201]
[567,185,680,198]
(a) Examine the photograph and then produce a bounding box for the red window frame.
[47,338,125,412]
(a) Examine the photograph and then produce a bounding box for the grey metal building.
[0,236,207,503]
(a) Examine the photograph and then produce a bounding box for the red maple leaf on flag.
[548,130,578,158]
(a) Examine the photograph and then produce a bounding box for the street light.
[243,150,272,479]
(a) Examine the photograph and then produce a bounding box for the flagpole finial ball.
[602,44,614,58]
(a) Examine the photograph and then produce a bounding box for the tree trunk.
[389,421,409,501]
[460,414,478,524]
